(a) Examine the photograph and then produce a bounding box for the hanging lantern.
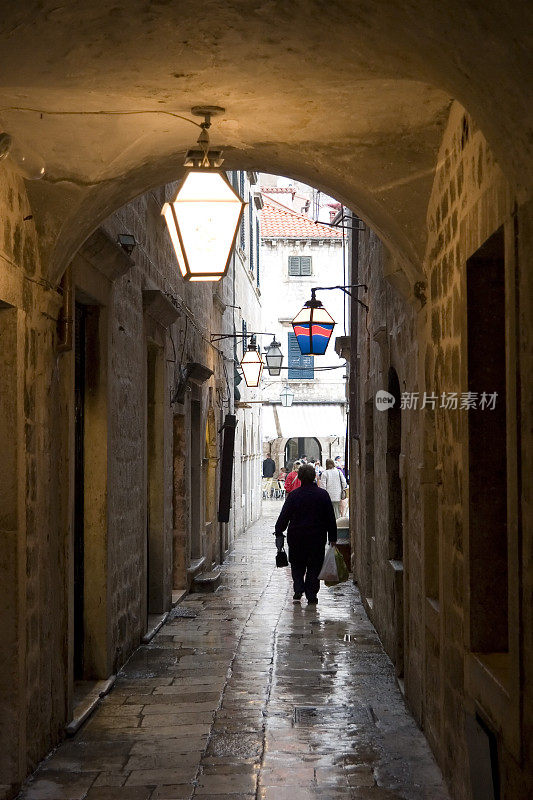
[162,170,245,282]
[280,385,294,407]
[240,336,263,388]
[161,106,245,282]
[264,338,283,376]
[291,292,335,355]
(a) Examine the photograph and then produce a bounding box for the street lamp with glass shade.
[280,385,294,407]
[161,106,245,282]
[264,338,283,376]
[240,336,263,388]
[291,290,335,355]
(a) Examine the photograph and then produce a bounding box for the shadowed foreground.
[18,503,449,799]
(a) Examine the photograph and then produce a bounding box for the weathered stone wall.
[0,170,262,797]
[351,101,533,799]
[0,164,68,789]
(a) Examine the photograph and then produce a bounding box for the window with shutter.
[288,332,314,379]
[288,256,312,276]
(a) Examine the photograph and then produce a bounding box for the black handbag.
[276,548,289,568]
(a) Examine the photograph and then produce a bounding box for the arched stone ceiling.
[0,1,530,282]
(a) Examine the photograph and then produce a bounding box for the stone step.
[191,569,222,593]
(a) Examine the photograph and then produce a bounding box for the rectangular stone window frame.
[462,219,522,761]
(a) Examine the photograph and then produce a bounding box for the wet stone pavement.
[19,503,450,800]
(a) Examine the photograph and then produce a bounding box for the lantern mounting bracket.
[191,106,226,124]
[185,106,226,168]
[210,331,276,343]
[310,283,369,311]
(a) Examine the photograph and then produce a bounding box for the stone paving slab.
[17,502,450,800]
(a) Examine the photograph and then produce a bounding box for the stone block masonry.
[0,171,262,798]
[350,102,533,799]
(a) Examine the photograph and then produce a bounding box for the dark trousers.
[289,544,325,600]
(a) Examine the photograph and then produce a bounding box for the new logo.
[375,390,395,410]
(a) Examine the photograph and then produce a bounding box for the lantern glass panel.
[162,203,187,277]
[240,349,263,388]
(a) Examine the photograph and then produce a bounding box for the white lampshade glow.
[162,170,245,281]
[240,345,264,388]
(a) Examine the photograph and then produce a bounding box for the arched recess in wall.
[284,437,322,466]
[387,366,404,678]
[387,368,403,561]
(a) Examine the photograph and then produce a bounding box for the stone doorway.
[189,399,202,559]
[146,341,165,616]
[284,436,322,466]
[73,302,87,679]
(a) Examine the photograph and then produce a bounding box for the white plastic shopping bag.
[318,545,338,582]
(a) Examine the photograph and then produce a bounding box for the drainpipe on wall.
[57,264,73,352]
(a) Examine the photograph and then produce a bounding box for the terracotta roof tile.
[260,196,343,239]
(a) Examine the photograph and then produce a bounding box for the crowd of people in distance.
[262,453,348,518]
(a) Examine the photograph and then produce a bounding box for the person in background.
[334,455,345,477]
[277,466,288,498]
[320,458,347,519]
[262,454,276,499]
[274,463,337,605]
[314,460,323,479]
[284,460,302,493]
[300,455,308,464]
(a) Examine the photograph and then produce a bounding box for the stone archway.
[0,3,529,287]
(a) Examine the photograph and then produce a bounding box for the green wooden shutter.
[288,332,314,379]
[288,256,300,276]
[300,256,312,275]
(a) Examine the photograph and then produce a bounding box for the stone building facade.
[0,166,261,797]
[349,102,533,800]
[259,186,347,471]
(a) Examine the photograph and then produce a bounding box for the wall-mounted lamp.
[0,132,45,180]
[161,106,245,282]
[292,284,368,356]
[264,338,283,376]
[117,233,137,255]
[280,385,294,407]
[240,335,263,388]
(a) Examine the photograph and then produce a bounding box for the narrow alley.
[18,504,448,800]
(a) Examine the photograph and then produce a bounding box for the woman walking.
[284,460,302,494]
[320,458,347,519]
